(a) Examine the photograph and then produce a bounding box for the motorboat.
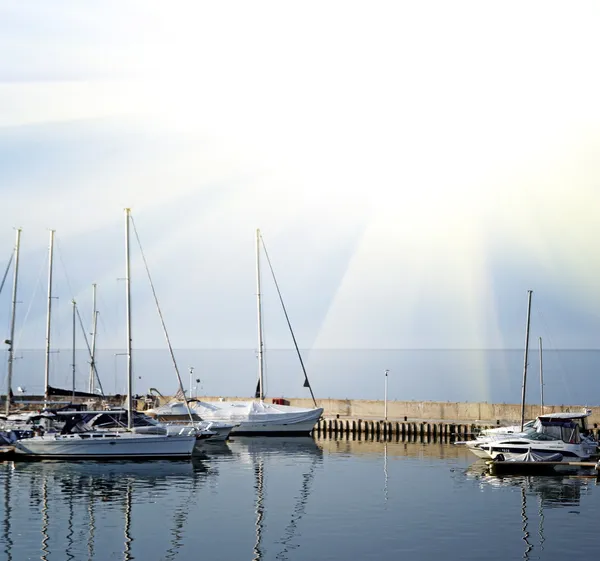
[464,410,597,460]
[478,412,595,462]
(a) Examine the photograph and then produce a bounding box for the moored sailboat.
[13,209,197,459]
[147,229,323,435]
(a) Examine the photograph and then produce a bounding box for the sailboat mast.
[5,228,21,415]
[88,284,97,394]
[125,209,133,429]
[71,300,76,400]
[519,289,533,432]
[538,336,544,415]
[44,230,55,406]
[255,229,265,401]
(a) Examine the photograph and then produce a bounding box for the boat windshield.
[526,432,559,441]
[534,419,580,444]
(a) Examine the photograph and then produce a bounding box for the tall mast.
[255,229,265,401]
[44,230,55,406]
[5,228,21,415]
[125,209,133,429]
[519,290,533,432]
[538,336,544,415]
[88,284,98,394]
[71,300,76,400]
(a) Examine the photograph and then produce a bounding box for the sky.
[1,1,600,401]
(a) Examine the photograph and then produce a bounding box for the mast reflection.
[0,459,201,560]
[227,437,323,561]
[2,463,12,561]
[466,463,592,558]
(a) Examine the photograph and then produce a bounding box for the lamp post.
[384,369,389,420]
[189,366,194,400]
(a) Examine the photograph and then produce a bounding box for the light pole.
[189,366,194,401]
[384,369,389,420]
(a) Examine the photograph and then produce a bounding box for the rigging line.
[129,214,194,425]
[15,248,48,350]
[0,251,13,297]
[535,309,574,403]
[75,306,105,397]
[55,238,77,306]
[259,234,318,408]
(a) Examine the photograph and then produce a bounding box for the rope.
[55,238,105,397]
[129,213,194,425]
[0,251,13,297]
[536,309,573,404]
[15,246,47,350]
[75,306,105,397]
[259,233,318,408]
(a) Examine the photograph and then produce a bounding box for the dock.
[315,417,481,439]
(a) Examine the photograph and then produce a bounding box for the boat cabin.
[533,415,582,444]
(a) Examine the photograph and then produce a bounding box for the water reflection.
[465,461,594,559]
[465,461,592,508]
[0,458,208,560]
[226,437,324,561]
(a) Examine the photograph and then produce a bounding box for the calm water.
[0,436,597,560]
[6,348,600,405]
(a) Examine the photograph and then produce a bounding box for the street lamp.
[384,369,389,420]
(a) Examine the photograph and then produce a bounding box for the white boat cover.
[151,400,322,427]
[507,449,563,462]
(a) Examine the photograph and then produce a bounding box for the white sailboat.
[14,210,197,459]
[148,229,323,435]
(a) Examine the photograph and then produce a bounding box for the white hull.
[149,400,323,436]
[193,401,323,435]
[200,423,234,441]
[465,441,493,459]
[484,441,590,462]
[13,432,196,459]
[229,415,323,435]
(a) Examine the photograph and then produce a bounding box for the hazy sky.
[1,2,600,399]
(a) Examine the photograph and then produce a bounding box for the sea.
[4,348,600,406]
[0,435,597,561]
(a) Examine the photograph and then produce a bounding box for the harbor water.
[0,435,597,560]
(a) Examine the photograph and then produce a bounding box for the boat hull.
[13,433,197,459]
[150,401,324,436]
[484,443,589,462]
[229,416,323,435]
[201,404,324,436]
